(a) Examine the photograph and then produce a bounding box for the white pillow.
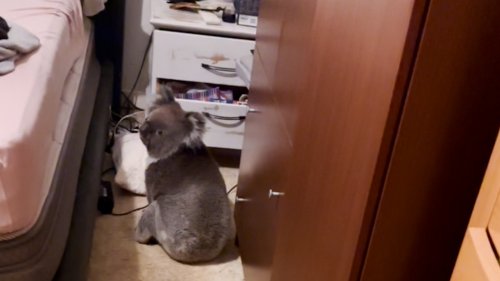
[112,130,147,195]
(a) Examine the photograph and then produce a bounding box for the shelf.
[150,0,256,39]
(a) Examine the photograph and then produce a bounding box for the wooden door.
[361,0,500,279]
[268,0,421,280]
[235,51,292,281]
[235,0,318,279]
[238,0,500,280]
[234,0,289,279]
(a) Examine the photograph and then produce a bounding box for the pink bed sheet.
[0,0,85,238]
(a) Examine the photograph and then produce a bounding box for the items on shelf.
[235,0,259,26]
[162,80,248,105]
[167,1,236,24]
[169,2,225,13]
[175,87,234,104]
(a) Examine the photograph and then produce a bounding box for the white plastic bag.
[112,130,147,195]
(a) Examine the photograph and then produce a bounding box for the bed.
[0,0,113,280]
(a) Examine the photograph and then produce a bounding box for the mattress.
[0,0,86,239]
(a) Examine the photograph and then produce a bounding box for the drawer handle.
[202,112,245,128]
[203,105,220,111]
[201,63,238,77]
[201,63,236,72]
[202,112,246,121]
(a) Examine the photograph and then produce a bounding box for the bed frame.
[0,26,103,281]
[0,1,124,279]
[53,1,125,280]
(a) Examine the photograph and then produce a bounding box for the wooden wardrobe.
[234,0,500,280]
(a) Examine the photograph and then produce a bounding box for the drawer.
[152,30,255,87]
[177,99,248,150]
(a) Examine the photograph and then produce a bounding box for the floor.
[87,164,244,281]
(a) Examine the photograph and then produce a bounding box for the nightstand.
[149,0,256,150]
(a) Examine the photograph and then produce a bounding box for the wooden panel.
[450,132,500,279]
[268,0,418,280]
[254,0,287,84]
[488,201,500,253]
[362,0,500,280]
[270,0,318,142]
[451,228,500,281]
[467,131,500,228]
[237,0,314,277]
[235,51,292,281]
[483,132,500,251]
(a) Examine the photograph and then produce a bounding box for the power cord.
[98,175,238,216]
[113,111,143,135]
[105,110,142,154]
[122,92,144,112]
[111,204,149,216]
[227,184,238,195]
[110,183,238,216]
[124,31,153,113]
[101,167,115,177]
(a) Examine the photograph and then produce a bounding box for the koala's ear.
[154,83,176,106]
[186,112,205,146]
[183,112,205,147]
[186,112,206,138]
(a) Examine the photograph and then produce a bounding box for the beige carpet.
[87,167,243,281]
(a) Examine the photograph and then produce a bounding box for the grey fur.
[136,85,234,263]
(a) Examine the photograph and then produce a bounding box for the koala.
[135,84,234,263]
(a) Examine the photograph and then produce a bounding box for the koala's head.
[139,85,205,159]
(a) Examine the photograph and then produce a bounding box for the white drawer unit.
[150,29,255,150]
[177,99,248,150]
[152,30,255,87]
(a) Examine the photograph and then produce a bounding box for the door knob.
[269,189,285,198]
[248,107,260,113]
[235,196,251,203]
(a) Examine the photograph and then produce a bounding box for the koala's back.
[146,145,234,262]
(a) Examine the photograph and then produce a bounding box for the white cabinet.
[176,99,248,150]
[152,30,255,87]
[150,28,255,150]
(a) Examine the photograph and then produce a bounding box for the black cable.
[111,124,132,132]
[109,184,237,216]
[125,31,153,112]
[111,110,123,119]
[110,111,140,130]
[106,111,138,153]
[122,91,144,112]
[111,204,150,216]
[110,184,238,216]
[227,184,238,195]
[101,167,116,177]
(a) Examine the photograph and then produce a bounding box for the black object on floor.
[97,181,114,214]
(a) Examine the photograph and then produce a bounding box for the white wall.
[122,0,154,96]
